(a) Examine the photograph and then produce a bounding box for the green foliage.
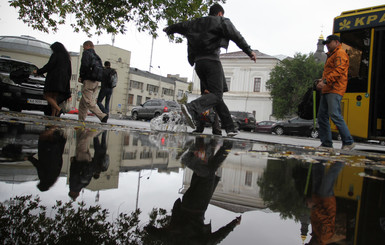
[9,0,225,38]
[266,53,324,119]
[0,195,170,244]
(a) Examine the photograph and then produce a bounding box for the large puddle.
[0,119,384,244]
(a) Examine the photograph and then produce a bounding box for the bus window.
[341,29,371,93]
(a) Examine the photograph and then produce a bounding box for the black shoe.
[226,129,238,137]
[212,129,222,136]
[101,115,108,123]
[192,129,203,134]
[56,109,64,117]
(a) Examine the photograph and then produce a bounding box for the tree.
[266,53,324,119]
[9,0,225,37]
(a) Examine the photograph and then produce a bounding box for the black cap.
[322,35,340,44]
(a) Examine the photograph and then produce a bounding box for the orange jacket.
[321,44,349,96]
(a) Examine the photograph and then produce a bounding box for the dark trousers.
[97,87,113,114]
[189,60,234,130]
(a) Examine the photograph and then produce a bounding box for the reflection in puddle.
[0,121,384,244]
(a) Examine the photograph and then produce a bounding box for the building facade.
[189,50,280,122]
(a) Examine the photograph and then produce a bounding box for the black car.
[131,99,181,120]
[0,57,47,112]
[230,111,256,131]
[271,117,319,138]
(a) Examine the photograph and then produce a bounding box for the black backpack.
[298,86,320,120]
[90,54,104,81]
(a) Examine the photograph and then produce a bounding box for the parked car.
[271,117,319,138]
[230,111,256,131]
[255,121,276,133]
[0,57,47,112]
[131,99,181,120]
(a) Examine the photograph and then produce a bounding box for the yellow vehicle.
[332,5,385,141]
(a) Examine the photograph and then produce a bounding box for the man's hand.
[250,52,257,62]
[78,77,82,83]
[316,79,325,91]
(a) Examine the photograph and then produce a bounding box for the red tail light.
[164,106,169,112]
[245,118,248,123]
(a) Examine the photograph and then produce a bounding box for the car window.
[166,101,178,107]
[152,101,161,106]
[0,59,37,74]
[247,113,255,118]
[143,101,152,107]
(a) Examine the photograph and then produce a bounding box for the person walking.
[34,42,71,117]
[78,41,108,123]
[163,3,256,137]
[97,61,116,114]
[316,35,355,150]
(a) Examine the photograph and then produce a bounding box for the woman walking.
[34,42,72,117]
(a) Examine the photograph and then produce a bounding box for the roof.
[129,67,188,85]
[220,50,278,60]
[0,35,52,57]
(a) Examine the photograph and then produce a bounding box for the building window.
[162,88,174,96]
[245,171,252,186]
[145,97,151,101]
[137,95,142,105]
[128,94,134,105]
[147,84,159,93]
[177,90,183,98]
[71,74,77,81]
[123,151,137,160]
[254,78,261,92]
[140,150,152,159]
[130,80,144,90]
[225,77,231,90]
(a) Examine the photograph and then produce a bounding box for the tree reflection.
[257,159,311,221]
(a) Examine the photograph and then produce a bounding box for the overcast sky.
[1,0,384,81]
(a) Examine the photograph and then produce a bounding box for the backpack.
[298,86,320,120]
[103,68,118,88]
[90,53,104,81]
[109,69,118,88]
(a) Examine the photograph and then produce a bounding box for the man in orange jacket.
[316,35,355,150]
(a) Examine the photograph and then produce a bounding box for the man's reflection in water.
[28,126,67,192]
[305,161,344,245]
[145,136,241,244]
[68,129,109,200]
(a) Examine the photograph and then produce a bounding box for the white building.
[189,50,280,122]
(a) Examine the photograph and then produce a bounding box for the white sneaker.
[341,143,355,151]
[181,104,196,129]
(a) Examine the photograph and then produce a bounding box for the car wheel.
[236,122,241,131]
[132,112,138,120]
[154,112,161,118]
[274,126,284,135]
[310,129,319,138]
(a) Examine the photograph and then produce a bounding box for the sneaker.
[226,129,238,137]
[341,143,355,151]
[181,104,195,129]
[101,115,109,123]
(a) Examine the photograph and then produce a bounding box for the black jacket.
[37,52,71,95]
[165,16,253,66]
[79,48,102,82]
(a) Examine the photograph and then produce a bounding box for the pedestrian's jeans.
[317,93,354,147]
[97,87,113,114]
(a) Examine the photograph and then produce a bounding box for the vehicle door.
[141,100,153,119]
[285,117,303,133]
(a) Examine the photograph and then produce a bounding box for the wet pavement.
[0,111,384,244]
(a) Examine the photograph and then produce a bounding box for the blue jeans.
[97,87,113,114]
[317,93,354,147]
